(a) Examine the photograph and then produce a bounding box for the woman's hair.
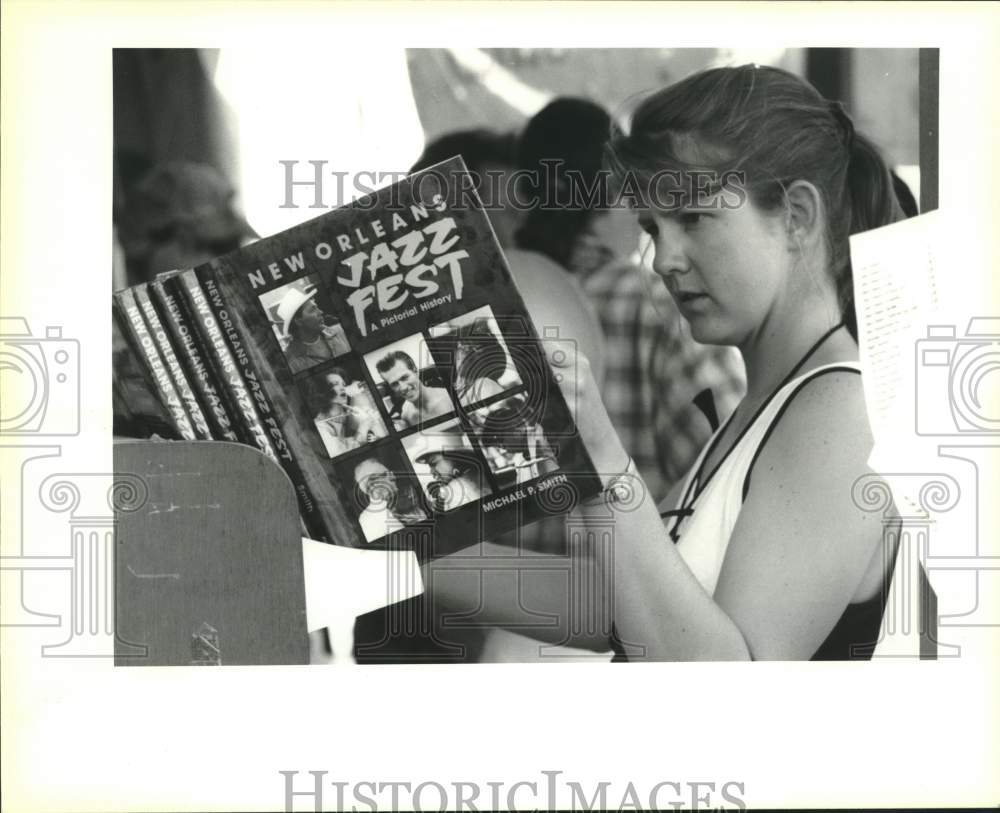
[606,64,903,338]
[307,366,350,414]
[324,366,349,386]
[515,98,613,270]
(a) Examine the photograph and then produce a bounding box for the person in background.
[411,120,607,383]
[505,98,608,384]
[116,160,256,285]
[410,128,521,249]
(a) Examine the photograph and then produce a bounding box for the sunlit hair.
[606,64,903,338]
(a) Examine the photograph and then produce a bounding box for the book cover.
[197,157,602,558]
[175,267,281,462]
[112,309,180,439]
[134,282,213,440]
[150,273,242,442]
[112,286,197,440]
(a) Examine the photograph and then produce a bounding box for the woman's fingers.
[543,339,628,477]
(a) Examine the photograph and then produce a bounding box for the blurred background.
[113,47,924,290]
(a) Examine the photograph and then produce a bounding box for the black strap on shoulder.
[693,388,720,433]
[741,365,861,502]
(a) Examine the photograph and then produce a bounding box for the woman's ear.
[783,180,824,248]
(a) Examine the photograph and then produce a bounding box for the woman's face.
[638,187,791,346]
[324,373,348,403]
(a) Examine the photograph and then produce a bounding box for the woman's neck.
[738,298,853,404]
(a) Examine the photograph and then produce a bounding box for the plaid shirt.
[583,260,746,501]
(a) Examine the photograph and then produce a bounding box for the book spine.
[112,287,196,440]
[176,268,280,462]
[196,266,327,541]
[151,275,242,442]
[134,283,213,440]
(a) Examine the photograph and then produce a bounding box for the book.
[112,310,180,439]
[113,286,196,440]
[134,282,213,440]
[190,157,601,558]
[113,158,603,558]
[149,273,242,443]
[174,267,281,462]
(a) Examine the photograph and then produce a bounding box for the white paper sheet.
[301,539,424,661]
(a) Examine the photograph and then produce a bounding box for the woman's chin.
[684,315,734,347]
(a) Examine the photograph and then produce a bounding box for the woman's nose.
[651,226,691,278]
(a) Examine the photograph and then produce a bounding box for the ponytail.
[838,131,905,339]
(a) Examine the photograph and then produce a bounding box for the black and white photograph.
[467,395,560,487]
[5,2,999,810]
[298,358,388,459]
[112,43,950,666]
[257,274,350,374]
[334,443,429,544]
[427,304,524,408]
[401,419,493,511]
[362,332,456,431]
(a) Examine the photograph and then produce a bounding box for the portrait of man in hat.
[273,282,350,374]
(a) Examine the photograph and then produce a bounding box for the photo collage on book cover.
[257,274,565,543]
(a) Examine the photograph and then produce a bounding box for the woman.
[312,368,385,457]
[428,65,904,661]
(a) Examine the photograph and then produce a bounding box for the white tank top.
[668,362,863,596]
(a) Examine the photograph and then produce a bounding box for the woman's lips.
[675,290,710,306]
[660,277,710,309]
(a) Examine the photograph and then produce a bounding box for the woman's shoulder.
[755,365,871,487]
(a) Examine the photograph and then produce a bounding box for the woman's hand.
[544,341,630,483]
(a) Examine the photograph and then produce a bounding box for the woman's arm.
[710,372,884,660]
[420,528,615,651]
[554,347,881,661]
